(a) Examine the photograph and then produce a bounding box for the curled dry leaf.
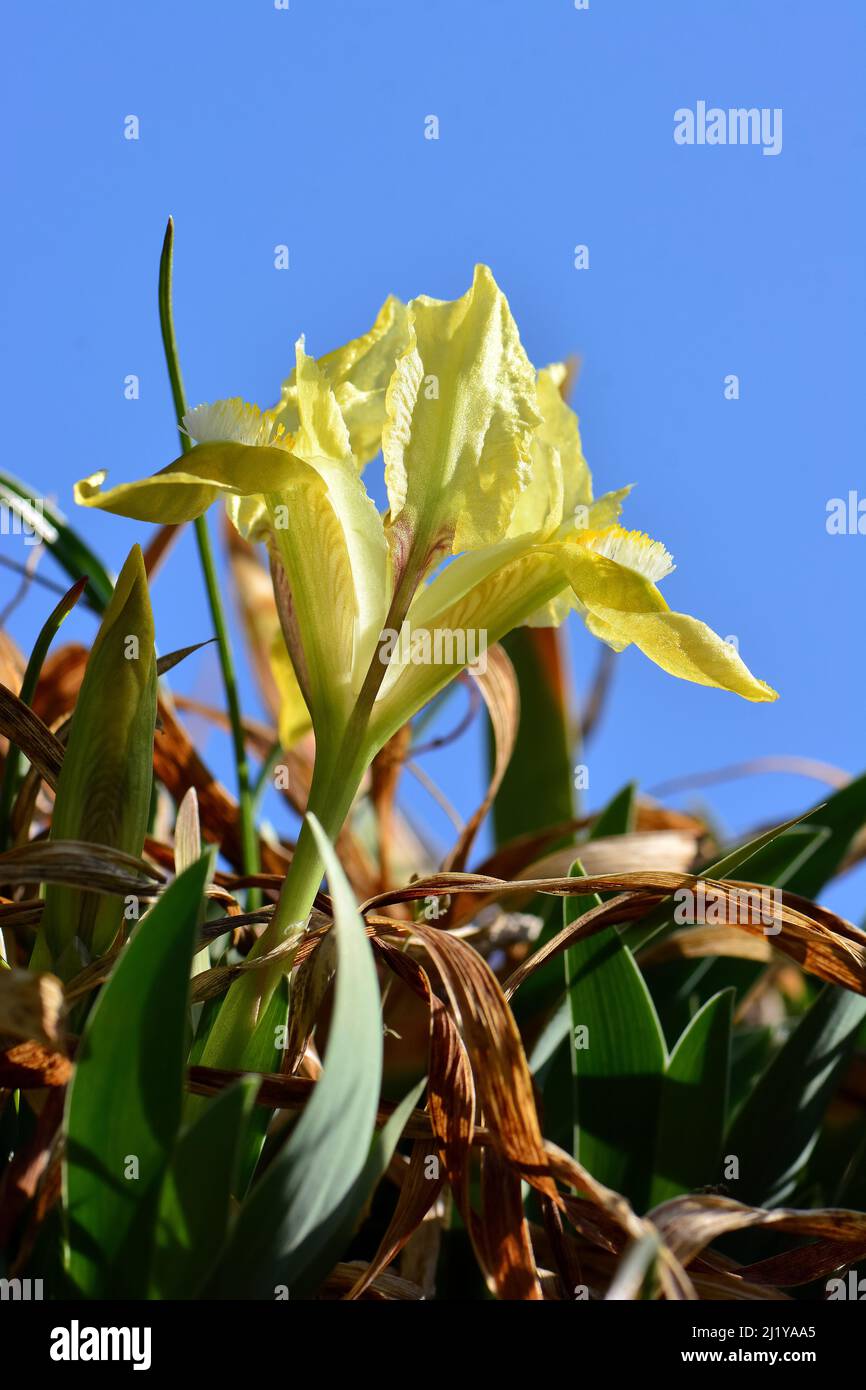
[650,1193,866,1273]
[533,1227,791,1301]
[322,1261,424,1300]
[282,929,336,1074]
[524,830,699,881]
[372,937,475,1194]
[0,900,43,932]
[730,1241,866,1289]
[539,1196,586,1300]
[0,839,163,896]
[407,920,556,1199]
[369,722,412,891]
[0,683,63,789]
[360,867,866,998]
[0,633,25,759]
[345,1140,445,1301]
[345,938,475,1299]
[491,874,866,1000]
[447,799,707,925]
[461,828,700,927]
[476,1145,544,1300]
[442,643,519,874]
[638,925,774,968]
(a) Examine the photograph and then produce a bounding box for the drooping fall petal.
[559,530,777,702]
[75,419,299,526]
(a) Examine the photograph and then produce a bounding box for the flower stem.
[158,217,261,906]
[199,742,369,1070]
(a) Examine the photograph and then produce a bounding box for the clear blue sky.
[2,0,864,918]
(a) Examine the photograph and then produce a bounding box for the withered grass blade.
[638,925,774,967]
[650,1193,866,1270]
[0,683,63,789]
[345,1139,444,1300]
[443,643,518,874]
[475,1146,543,1299]
[283,930,335,1075]
[408,921,556,1199]
[0,839,162,895]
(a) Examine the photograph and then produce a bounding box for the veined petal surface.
[382,264,541,562]
[274,295,410,467]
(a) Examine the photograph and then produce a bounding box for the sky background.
[2,0,864,918]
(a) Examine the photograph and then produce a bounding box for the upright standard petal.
[382,265,541,571]
[274,295,411,467]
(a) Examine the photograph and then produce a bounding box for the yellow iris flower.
[77,264,775,758]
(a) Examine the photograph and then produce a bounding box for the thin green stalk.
[158,217,260,907]
[199,741,370,1069]
[0,576,87,851]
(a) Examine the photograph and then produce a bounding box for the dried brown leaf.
[407,921,556,1199]
[638,925,774,967]
[650,1193,866,1270]
[475,1145,543,1299]
[0,683,63,789]
[345,1140,445,1300]
[443,643,519,874]
[0,839,162,896]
